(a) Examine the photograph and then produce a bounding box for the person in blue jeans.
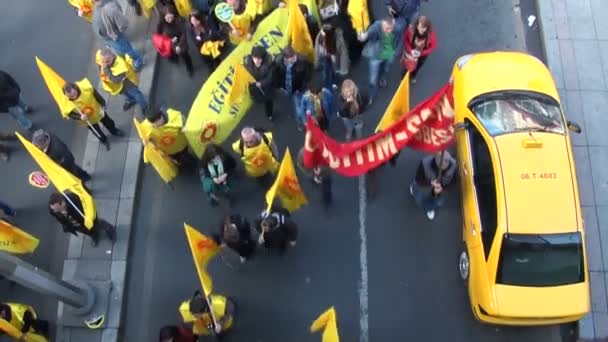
[0,200,17,220]
[386,0,427,31]
[0,70,34,131]
[273,46,313,131]
[302,77,336,132]
[357,17,400,107]
[410,151,457,220]
[92,0,144,71]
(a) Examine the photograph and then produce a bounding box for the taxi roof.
[454,52,560,106]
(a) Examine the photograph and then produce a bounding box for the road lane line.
[358,174,369,342]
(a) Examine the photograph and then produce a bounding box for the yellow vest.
[95,50,139,95]
[232,132,279,177]
[245,0,273,17]
[70,78,102,125]
[179,295,234,336]
[4,303,36,331]
[143,108,188,156]
[229,11,252,45]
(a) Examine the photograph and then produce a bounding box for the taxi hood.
[493,132,579,234]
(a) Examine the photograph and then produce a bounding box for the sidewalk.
[53,2,157,341]
[537,0,608,340]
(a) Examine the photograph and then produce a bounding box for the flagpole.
[61,192,87,222]
[199,281,220,334]
[74,107,103,141]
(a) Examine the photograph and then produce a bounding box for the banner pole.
[61,192,87,222]
[199,281,220,334]
[74,107,103,141]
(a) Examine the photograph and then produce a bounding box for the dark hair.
[262,216,278,228]
[320,24,337,55]
[49,192,64,206]
[62,82,79,95]
[200,143,226,166]
[146,109,164,123]
[158,326,178,342]
[308,76,323,94]
[189,290,209,314]
[298,4,308,16]
[282,46,296,58]
[251,46,267,59]
[162,4,178,18]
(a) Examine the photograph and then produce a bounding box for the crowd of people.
[0,0,456,340]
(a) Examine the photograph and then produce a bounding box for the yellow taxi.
[451,51,590,325]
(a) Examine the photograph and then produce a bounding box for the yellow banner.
[310,307,340,342]
[347,0,370,34]
[141,0,157,18]
[184,223,220,296]
[375,72,410,132]
[16,133,96,229]
[133,118,178,184]
[35,57,76,117]
[286,0,314,61]
[0,220,39,254]
[184,8,290,158]
[265,148,308,213]
[67,0,93,22]
[174,0,192,17]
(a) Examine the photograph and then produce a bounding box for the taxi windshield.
[469,91,566,136]
[497,232,584,287]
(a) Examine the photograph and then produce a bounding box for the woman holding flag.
[179,290,236,337]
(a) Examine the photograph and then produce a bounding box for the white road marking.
[358,174,369,342]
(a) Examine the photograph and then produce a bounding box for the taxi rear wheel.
[459,250,470,284]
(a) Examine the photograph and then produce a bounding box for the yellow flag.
[140,0,157,17]
[184,8,289,157]
[67,0,94,22]
[0,318,48,342]
[184,223,220,296]
[35,57,76,118]
[133,119,178,184]
[265,148,308,213]
[0,220,39,254]
[310,307,340,342]
[174,0,191,17]
[286,0,314,61]
[227,63,255,106]
[375,72,410,132]
[347,0,370,34]
[16,133,96,229]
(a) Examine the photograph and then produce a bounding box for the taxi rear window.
[497,232,584,287]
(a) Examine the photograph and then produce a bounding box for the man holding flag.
[179,290,236,337]
[32,129,92,183]
[62,81,124,150]
[142,107,195,170]
[254,204,298,255]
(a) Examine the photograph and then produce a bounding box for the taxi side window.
[467,119,498,259]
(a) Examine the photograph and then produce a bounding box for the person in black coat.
[0,70,34,131]
[157,4,194,76]
[188,11,227,71]
[213,214,256,263]
[48,192,116,246]
[244,46,275,120]
[32,129,92,182]
[254,205,298,255]
[273,46,313,130]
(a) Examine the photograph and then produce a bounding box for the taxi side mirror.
[567,121,582,134]
[454,122,468,130]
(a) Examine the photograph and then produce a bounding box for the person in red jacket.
[401,15,437,83]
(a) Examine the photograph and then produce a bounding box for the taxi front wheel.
[459,250,470,284]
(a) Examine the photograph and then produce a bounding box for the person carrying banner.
[302,77,336,132]
[188,11,227,72]
[357,17,400,107]
[402,15,437,83]
[254,204,298,255]
[62,81,124,151]
[231,127,279,181]
[199,144,236,206]
[410,151,457,220]
[96,49,148,112]
[212,214,256,263]
[142,107,196,170]
[0,302,50,339]
[48,192,116,246]
[156,4,195,76]
[179,290,236,337]
[32,129,92,183]
[244,46,276,121]
[337,79,364,141]
[273,46,313,131]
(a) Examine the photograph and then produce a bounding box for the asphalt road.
[0,1,93,336]
[123,0,565,341]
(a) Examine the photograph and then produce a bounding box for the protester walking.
[314,23,350,89]
[143,107,196,169]
[358,17,400,106]
[302,78,336,132]
[179,290,236,337]
[158,325,197,342]
[188,11,227,72]
[96,49,148,112]
[409,151,457,220]
[231,127,279,180]
[156,4,194,76]
[274,46,313,130]
[48,192,116,246]
[213,214,256,263]
[244,46,276,121]
[0,302,50,338]
[92,0,144,70]
[300,4,320,42]
[254,205,298,255]
[62,80,124,151]
[386,0,425,29]
[0,132,16,162]
[313,166,333,213]
[0,200,17,220]
[337,79,364,141]
[32,129,92,182]
[0,70,34,131]
[402,15,437,83]
[199,144,236,206]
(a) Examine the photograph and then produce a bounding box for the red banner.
[303,83,455,177]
